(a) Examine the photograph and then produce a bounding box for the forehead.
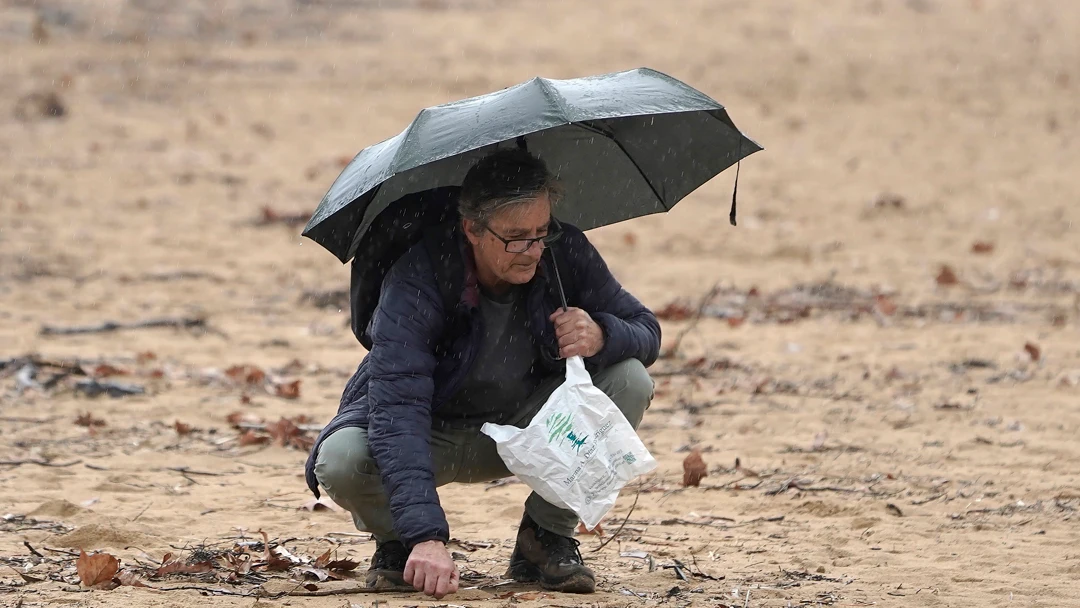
[488,195,551,230]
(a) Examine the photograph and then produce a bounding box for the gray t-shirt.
[437,285,544,427]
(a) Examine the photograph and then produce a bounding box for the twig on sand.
[157,585,255,596]
[592,484,642,552]
[42,547,80,557]
[0,459,82,468]
[40,316,217,336]
[163,466,238,477]
[0,416,60,424]
[661,283,721,359]
[743,588,751,607]
[131,502,154,522]
[23,541,45,559]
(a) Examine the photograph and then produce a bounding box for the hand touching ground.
[404,540,459,599]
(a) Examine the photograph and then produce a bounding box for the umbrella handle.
[547,247,570,311]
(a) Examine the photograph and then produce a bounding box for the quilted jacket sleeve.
[559,226,662,369]
[365,248,450,549]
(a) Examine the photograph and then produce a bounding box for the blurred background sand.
[1,1,1078,606]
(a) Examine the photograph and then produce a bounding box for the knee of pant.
[609,358,654,425]
[314,434,376,494]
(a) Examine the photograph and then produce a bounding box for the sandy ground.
[2,0,1079,606]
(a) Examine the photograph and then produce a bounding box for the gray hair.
[458,148,562,234]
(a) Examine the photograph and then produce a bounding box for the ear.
[462,218,482,247]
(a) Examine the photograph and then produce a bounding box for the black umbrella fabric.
[302,67,762,264]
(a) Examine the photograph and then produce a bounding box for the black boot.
[365,540,411,590]
[506,513,595,593]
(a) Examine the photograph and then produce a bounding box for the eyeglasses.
[482,220,563,253]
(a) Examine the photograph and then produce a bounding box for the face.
[463,193,552,289]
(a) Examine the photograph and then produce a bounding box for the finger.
[435,573,452,599]
[561,343,580,359]
[554,314,578,331]
[554,322,574,339]
[403,559,416,586]
[558,332,579,348]
[549,309,571,322]
[449,568,460,591]
[423,572,439,597]
[411,568,426,592]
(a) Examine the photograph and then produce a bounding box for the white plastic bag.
[481,356,657,530]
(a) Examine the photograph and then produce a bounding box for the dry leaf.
[873,294,897,316]
[682,449,707,487]
[936,265,959,287]
[726,316,746,328]
[971,241,995,254]
[226,411,261,428]
[258,529,292,571]
[154,555,213,577]
[324,559,360,572]
[314,548,333,568]
[655,300,695,321]
[238,430,271,446]
[75,412,106,427]
[90,363,129,377]
[265,417,314,450]
[116,570,152,588]
[273,379,301,399]
[154,557,212,578]
[174,420,193,436]
[885,503,904,517]
[225,365,266,386]
[217,553,252,577]
[1023,342,1041,362]
[77,550,119,588]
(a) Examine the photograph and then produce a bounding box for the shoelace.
[535,528,585,565]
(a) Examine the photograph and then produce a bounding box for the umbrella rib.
[574,121,669,210]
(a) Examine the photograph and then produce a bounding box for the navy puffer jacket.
[304,220,660,549]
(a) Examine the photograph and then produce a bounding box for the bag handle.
[565,355,592,386]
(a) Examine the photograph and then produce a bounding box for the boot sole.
[507,562,596,594]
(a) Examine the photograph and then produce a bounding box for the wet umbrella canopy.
[302,67,762,264]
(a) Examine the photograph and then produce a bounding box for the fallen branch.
[279,586,404,597]
[41,317,213,336]
[157,585,254,596]
[0,416,61,424]
[911,493,947,505]
[0,459,82,468]
[592,484,642,552]
[163,466,239,477]
[23,541,45,559]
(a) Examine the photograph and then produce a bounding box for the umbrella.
[302,67,761,265]
[301,67,762,346]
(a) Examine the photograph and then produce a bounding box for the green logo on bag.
[545,412,588,453]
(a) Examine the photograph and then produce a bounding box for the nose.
[522,240,544,259]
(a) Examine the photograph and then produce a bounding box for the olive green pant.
[314,357,653,542]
